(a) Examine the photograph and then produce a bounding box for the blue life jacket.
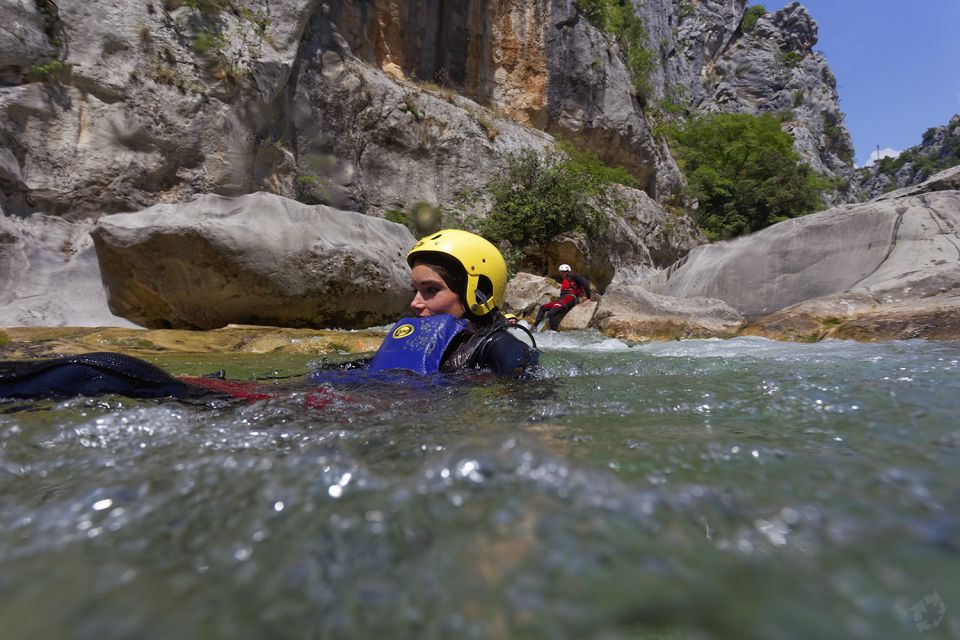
[367,315,469,375]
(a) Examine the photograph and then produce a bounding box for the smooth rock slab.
[644,185,960,321]
[92,193,416,329]
[593,282,743,341]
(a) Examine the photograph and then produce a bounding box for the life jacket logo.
[393,324,415,339]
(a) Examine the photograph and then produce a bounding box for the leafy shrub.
[575,0,655,101]
[31,59,64,80]
[192,28,225,55]
[822,114,855,165]
[479,150,609,268]
[663,113,827,240]
[777,50,803,68]
[384,210,408,225]
[556,141,638,188]
[742,5,766,33]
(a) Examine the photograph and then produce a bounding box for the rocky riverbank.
[0,325,385,360]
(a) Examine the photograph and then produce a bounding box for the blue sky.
[776,0,960,166]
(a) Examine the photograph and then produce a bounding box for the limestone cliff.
[0,0,855,329]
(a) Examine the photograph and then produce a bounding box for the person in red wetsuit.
[533,264,592,331]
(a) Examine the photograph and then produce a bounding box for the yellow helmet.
[407,229,507,317]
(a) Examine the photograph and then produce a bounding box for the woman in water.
[0,231,537,399]
[366,229,538,375]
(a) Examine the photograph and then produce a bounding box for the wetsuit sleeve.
[474,330,539,374]
[572,274,591,299]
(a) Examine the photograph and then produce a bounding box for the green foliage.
[296,174,328,204]
[0,330,9,347]
[822,114,854,165]
[556,140,638,188]
[477,116,499,141]
[742,5,766,33]
[575,0,655,101]
[479,150,609,269]
[30,59,64,80]
[384,210,408,225]
[384,203,443,237]
[180,0,231,18]
[677,2,696,20]
[874,123,960,181]
[663,113,827,240]
[659,83,692,117]
[192,28,226,55]
[777,50,803,68]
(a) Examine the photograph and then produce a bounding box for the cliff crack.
[918,194,960,261]
[850,209,905,289]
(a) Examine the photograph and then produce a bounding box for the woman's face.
[410,263,465,318]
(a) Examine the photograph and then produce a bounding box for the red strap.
[178,376,335,409]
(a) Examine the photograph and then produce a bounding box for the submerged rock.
[92,193,415,329]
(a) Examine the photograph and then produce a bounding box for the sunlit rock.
[92,193,415,329]
[504,272,558,317]
[593,282,743,341]
[649,170,960,341]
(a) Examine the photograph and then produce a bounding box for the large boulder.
[0,212,138,327]
[642,169,960,339]
[504,272,558,316]
[593,281,743,341]
[557,299,599,331]
[91,193,416,329]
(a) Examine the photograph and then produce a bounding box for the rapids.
[1,333,959,639]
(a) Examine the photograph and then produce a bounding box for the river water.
[1,333,959,639]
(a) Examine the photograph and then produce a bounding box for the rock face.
[690,2,855,195]
[643,167,960,340]
[288,7,555,217]
[323,0,854,199]
[504,272,558,317]
[856,114,960,201]
[0,0,856,332]
[0,212,138,327]
[91,193,416,329]
[537,187,705,289]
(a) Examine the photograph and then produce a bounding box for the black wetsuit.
[447,326,538,374]
[0,352,192,399]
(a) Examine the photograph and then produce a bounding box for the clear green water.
[1,334,959,639]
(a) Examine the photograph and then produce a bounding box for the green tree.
[665,113,826,240]
[479,150,606,269]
